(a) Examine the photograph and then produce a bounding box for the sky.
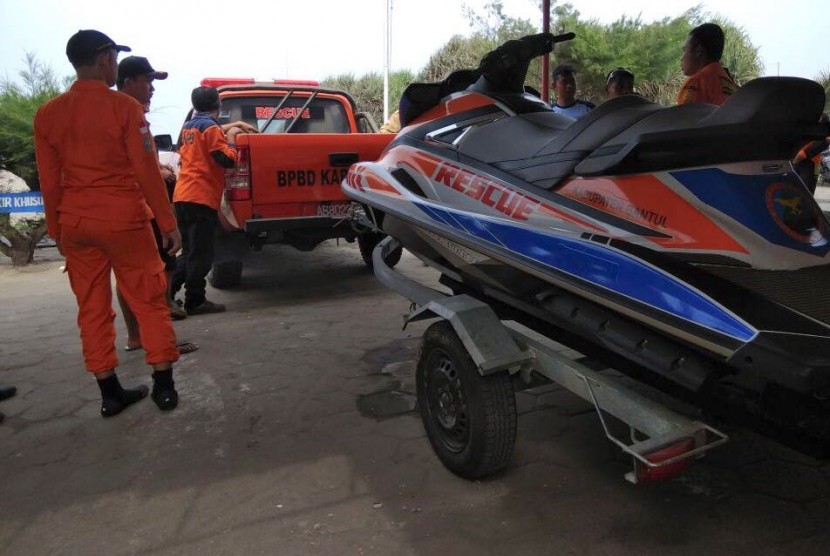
[0,0,826,137]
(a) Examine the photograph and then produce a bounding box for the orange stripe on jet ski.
[363,171,402,196]
[380,145,442,182]
[558,176,748,253]
[345,163,367,192]
[408,93,498,127]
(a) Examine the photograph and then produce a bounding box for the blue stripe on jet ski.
[423,205,506,248]
[417,203,756,342]
[671,168,830,255]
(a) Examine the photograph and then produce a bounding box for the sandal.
[177,342,199,355]
[124,342,199,355]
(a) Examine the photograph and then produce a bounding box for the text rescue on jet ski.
[434,162,539,221]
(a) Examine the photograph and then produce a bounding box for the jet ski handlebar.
[476,32,574,94]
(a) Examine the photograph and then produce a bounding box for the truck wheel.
[358,232,402,269]
[416,320,516,479]
[208,260,243,289]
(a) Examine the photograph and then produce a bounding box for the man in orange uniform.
[677,23,738,106]
[34,29,182,417]
[172,86,239,314]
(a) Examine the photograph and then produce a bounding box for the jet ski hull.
[344,147,830,398]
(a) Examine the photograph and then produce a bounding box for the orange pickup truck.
[164,78,399,288]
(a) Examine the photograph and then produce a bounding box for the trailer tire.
[358,231,402,270]
[417,320,516,479]
[208,260,243,289]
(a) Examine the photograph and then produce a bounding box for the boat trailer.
[372,237,728,483]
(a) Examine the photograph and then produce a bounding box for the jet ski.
[343,33,830,451]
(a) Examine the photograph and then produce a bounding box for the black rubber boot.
[151,370,178,411]
[97,374,149,418]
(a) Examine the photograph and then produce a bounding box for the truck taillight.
[225,145,251,201]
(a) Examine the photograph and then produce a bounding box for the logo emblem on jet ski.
[765,182,826,244]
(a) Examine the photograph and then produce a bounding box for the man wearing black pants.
[171,87,240,315]
[172,202,222,313]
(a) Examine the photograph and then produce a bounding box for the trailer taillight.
[635,438,695,483]
[225,145,251,201]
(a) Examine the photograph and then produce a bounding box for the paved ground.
[2,225,830,555]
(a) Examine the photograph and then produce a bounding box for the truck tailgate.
[242,133,394,219]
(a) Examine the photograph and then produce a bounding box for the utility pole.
[542,0,550,103]
[383,0,392,122]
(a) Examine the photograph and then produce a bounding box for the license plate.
[316,202,351,218]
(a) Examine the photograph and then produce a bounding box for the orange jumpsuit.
[34,80,179,373]
[677,62,738,106]
[173,117,237,210]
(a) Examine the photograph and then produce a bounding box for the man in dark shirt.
[605,68,635,100]
[171,87,239,315]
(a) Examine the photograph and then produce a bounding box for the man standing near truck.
[34,29,181,416]
[115,56,200,357]
[172,86,240,314]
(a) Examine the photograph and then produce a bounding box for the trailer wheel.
[358,232,402,269]
[208,260,243,289]
[416,320,516,479]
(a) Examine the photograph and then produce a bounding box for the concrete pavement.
[1,239,830,555]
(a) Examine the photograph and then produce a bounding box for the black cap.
[118,56,168,81]
[66,29,131,66]
[606,67,634,84]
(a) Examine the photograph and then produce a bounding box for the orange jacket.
[173,113,237,210]
[677,62,738,106]
[796,139,829,165]
[33,80,176,240]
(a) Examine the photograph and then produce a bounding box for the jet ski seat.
[575,77,827,177]
[399,69,480,127]
[458,94,665,188]
[467,77,826,190]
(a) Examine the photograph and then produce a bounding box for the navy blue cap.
[66,29,131,65]
[118,56,168,81]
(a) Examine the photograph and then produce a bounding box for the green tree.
[421,2,536,84]
[713,17,764,85]
[636,69,686,106]
[418,34,496,83]
[321,69,415,127]
[0,53,65,189]
[0,53,65,266]
[322,2,766,124]
[320,0,537,123]
[550,4,701,103]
